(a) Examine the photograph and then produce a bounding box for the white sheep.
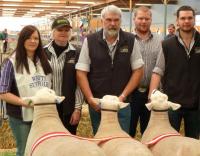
[24,87,105,156]
[141,90,200,156]
[93,95,153,156]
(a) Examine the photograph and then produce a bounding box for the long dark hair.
[15,25,52,75]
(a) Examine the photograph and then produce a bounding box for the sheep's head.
[145,90,181,111]
[93,95,129,111]
[23,87,65,105]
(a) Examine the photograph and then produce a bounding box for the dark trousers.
[3,41,7,53]
[129,89,150,137]
[57,104,78,135]
[168,108,200,139]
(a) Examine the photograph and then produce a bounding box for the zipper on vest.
[111,60,114,68]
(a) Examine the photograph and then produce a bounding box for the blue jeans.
[89,105,131,135]
[8,116,32,156]
[168,108,200,139]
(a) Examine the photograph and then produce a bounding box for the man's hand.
[70,109,81,125]
[118,93,126,102]
[88,97,101,112]
[22,98,34,108]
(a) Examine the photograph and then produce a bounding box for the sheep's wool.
[146,90,181,111]
[24,87,65,105]
[150,90,169,110]
[100,95,121,111]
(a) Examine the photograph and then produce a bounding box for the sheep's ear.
[55,96,65,104]
[119,102,129,109]
[145,102,153,111]
[168,101,181,110]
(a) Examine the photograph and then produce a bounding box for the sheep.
[93,95,153,156]
[23,87,105,156]
[141,90,200,156]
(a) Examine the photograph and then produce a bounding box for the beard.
[105,28,119,37]
[136,26,150,34]
[181,27,194,33]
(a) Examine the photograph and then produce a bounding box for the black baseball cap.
[51,17,72,29]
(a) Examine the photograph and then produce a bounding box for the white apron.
[10,54,51,121]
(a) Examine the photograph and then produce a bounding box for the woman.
[44,17,83,135]
[0,25,52,156]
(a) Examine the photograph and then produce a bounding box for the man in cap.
[44,17,84,134]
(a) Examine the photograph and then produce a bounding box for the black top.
[45,46,79,114]
[162,32,200,109]
[87,29,135,101]
[52,41,69,57]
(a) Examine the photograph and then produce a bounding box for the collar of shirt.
[134,31,153,41]
[176,28,196,55]
[46,40,76,56]
[103,30,119,46]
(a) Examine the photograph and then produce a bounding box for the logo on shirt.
[67,58,75,64]
[120,45,128,53]
[29,75,49,88]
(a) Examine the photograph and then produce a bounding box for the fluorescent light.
[75,1,95,5]
[40,0,60,3]
[3,8,17,11]
[2,0,22,1]
[45,14,53,17]
[2,14,14,17]
[3,11,15,13]
[27,11,40,14]
[34,5,51,8]
[2,4,20,6]
[3,12,15,15]
[30,9,44,12]
[25,14,36,16]
[135,3,152,7]
[50,12,63,15]
[57,10,67,12]
[2,12,15,16]
[65,6,81,9]
[45,14,57,17]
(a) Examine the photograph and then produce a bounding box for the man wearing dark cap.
[44,17,84,134]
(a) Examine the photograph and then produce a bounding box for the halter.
[30,131,131,156]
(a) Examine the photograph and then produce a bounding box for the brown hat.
[51,17,72,29]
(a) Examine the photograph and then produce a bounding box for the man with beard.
[76,5,144,135]
[129,6,165,137]
[162,6,200,139]
[164,24,176,40]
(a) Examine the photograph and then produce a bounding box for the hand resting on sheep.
[24,87,105,156]
[93,95,153,156]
